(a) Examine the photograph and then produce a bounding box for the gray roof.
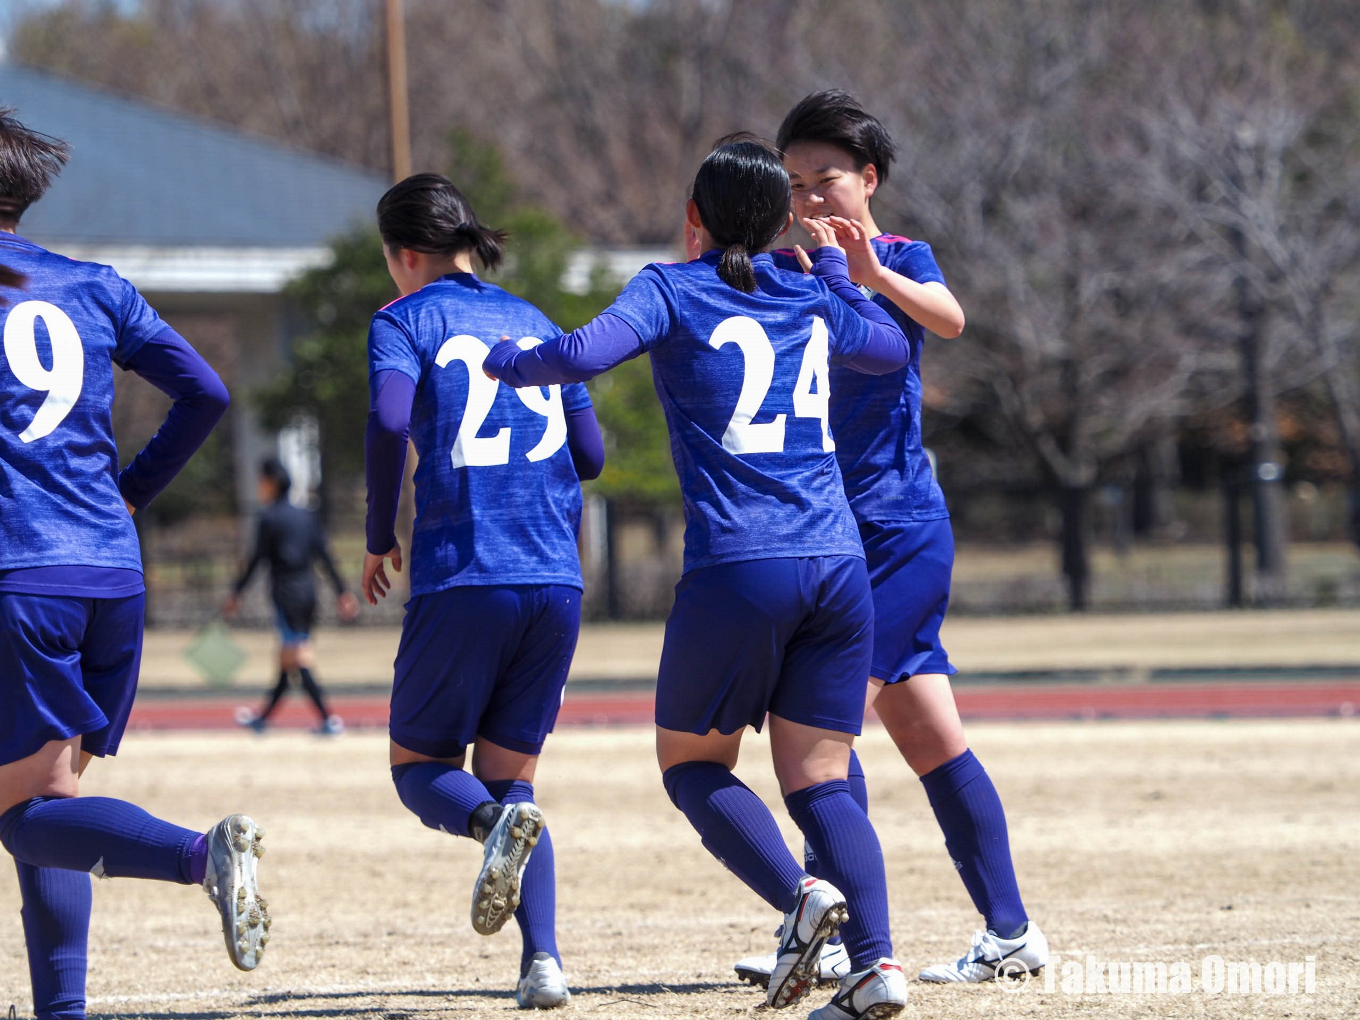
[2,63,387,247]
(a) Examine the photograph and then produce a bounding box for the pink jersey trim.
[874,233,914,244]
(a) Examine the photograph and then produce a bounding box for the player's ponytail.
[691,136,791,294]
[0,265,24,289]
[377,173,507,272]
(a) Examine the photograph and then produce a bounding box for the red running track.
[124,681,1360,733]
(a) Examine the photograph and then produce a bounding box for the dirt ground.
[2,720,1357,1019]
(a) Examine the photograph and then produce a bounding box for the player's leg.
[1,593,268,972]
[654,561,811,921]
[868,518,1044,981]
[765,556,905,1018]
[286,597,339,733]
[473,585,579,1007]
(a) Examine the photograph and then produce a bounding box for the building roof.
[1,63,386,253]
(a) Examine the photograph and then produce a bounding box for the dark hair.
[376,173,506,272]
[0,107,70,225]
[776,90,896,184]
[0,266,24,289]
[691,137,791,293]
[259,457,292,497]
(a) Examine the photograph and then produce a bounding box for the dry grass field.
[3,720,1358,1019]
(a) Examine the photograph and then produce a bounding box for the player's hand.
[800,215,844,255]
[337,591,360,621]
[793,244,814,273]
[221,595,240,620]
[484,335,514,381]
[362,543,403,605]
[824,215,880,285]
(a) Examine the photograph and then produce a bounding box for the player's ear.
[862,163,879,200]
[402,247,421,272]
[777,211,794,238]
[685,199,703,231]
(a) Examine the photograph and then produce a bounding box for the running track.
[126,678,1360,732]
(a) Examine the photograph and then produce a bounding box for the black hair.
[259,457,292,497]
[776,90,896,184]
[0,107,70,225]
[691,136,791,293]
[376,173,506,272]
[0,266,24,289]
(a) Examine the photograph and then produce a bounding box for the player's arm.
[566,401,605,481]
[822,216,964,338]
[310,516,359,620]
[800,220,909,376]
[361,367,413,604]
[224,516,267,617]
[118,328,231,511]
[483,314,645,389]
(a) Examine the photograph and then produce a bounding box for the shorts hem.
[874,661,958,684]
[1,714,109,767]
[767,709,863,737]
[389,729,469,760]
[476,730,547,756]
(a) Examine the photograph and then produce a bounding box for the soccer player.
[225,457,360,735]
[362,173,604,1009]
[0,107,270,1020]
[731,90,1047,987]
[485,138,913,1020]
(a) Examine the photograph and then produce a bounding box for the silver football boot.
[471,802,545,936]
[202,814,270,970]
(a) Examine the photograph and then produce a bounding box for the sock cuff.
[783,779,852,818]
[661,760,734,808]
[920,748,983,796]
[484,779,534,804]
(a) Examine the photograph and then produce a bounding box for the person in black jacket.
[224,458,358,734]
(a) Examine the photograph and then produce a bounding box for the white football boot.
[766,878,849,1008]
[471,802,545,935]
[917,922,1049,983]
[202,814,270,970]
[809,958,908,1020]
[516,952,571,1009]
[735,937,851,988]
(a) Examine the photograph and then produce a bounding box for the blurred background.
[4,0,1359,628]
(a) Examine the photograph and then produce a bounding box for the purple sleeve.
[365,369,414,556]
[567,403,605,481]
[483,313,645,388]
[809,248,909,375]
[117,328,230,510]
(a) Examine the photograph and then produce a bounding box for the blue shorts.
[0,592,145,767]
[389,585,581,759]
[655,556,873,737]
[861,518,956,683]
[273,599,315,646]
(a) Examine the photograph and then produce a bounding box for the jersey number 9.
[436,335,566,469]
[3,300,85,443]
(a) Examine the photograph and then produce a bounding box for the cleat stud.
[237,922,247,935]
[526,835,539,846]
[263,917,272,929]
[255,897,268,911]
[260,932,270,945]
[510,827,523,839]
[518,806,531,820]
[237,888,247,901]
[236,818,250,833]
[255,828,265,839]
[476,915,486,925]
[252,844,265,857]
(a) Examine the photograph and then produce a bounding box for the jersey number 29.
[3,300,85,443]
[436,335,566,468]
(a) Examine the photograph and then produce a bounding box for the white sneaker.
[809,958,908,1020]
[471,802,545,935]
[516,952,570,1009]
[767,877,848,1009]
[917,923,1049,983]
[735,937,851,988]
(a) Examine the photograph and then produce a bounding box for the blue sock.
[0,798,202,883]
[485,779,558,976]
[785,780,893,970]
[17,863,90,1020]
[805,749,870,874]
[920,749,1028,939]
[391,763,499,839]
[662,762,804,913]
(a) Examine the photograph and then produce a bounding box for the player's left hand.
[362,543,403,605]
[337,591,360,621]
[822,215,881,285]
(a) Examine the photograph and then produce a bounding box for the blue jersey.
[774,235,949,523]
[367,274,591,595]
[603,251,872,572]
[0,234,166,575]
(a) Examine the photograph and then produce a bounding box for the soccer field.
[2,721,1357,1019]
